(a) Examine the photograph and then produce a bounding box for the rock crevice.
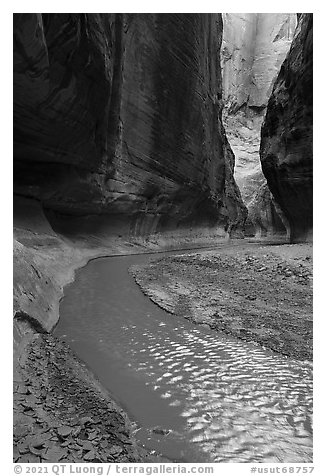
[221,13,297,237]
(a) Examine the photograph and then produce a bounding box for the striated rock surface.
[260,14,313,242]
[222,13,297,113]
[246,183,290,237]
[221,13,257,114]
[221,13,296,237]
[14,13,246,238]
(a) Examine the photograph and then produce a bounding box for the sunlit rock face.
[222,13,297,112]
[13,13,246,238]
[260,14,313,242]
[221,13,296,237]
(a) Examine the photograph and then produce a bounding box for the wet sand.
[131,243,312,360]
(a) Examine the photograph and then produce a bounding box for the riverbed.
[55,247,313,463]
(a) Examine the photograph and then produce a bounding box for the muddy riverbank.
[13,198,232,463]
[55,247,312,463]
[131,243,312,361]
[13,230,156,463]
[14,199,312,462]
[14,235,313,462]
[14,331,150,463]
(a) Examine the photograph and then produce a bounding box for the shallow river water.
[55,250,313,463]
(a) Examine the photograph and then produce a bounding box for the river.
[54,248,313,463]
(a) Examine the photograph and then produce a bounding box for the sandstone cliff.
[14,13,246,238]
[260,14,313,242]
[222,13,297,113]
[221,13,296,236]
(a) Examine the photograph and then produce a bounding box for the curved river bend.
[55,251,313,463]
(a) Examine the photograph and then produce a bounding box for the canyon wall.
[222,13,297,113]
[221,13,296,236]
[260,14,313,242]
[13,17,248,459]
[14,13,246,239]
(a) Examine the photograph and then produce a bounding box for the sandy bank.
[131,243,312,361]
[13,197,234,463]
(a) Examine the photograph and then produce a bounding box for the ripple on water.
[55,255,313,463]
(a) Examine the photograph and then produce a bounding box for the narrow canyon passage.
[55,246,312,463]
[221,13,298,237]
[13,13,313,465]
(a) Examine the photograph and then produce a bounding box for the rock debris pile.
[14,334,143,463]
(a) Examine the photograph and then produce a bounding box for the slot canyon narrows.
[13,13,313,465]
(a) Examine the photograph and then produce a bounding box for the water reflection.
[55,254,312,463]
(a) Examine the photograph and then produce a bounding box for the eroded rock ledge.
[13,196,231,464]
[13,198,155,463]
